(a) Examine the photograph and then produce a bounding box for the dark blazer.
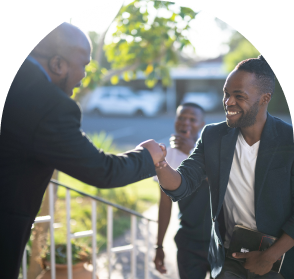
[163,114,294,279]
[0,59,155,278]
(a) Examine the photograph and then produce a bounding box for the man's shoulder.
[11,59,79,113]
[205,121,228,129]
[202,121,230,136]
[271,115,293,131]
[270,114,293,143]
[2,59,80,135]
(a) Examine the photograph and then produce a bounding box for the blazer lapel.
[216,127,239,217]
[254,114,278,212]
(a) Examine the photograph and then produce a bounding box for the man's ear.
[48,55,68,76]
[261,93,272,105]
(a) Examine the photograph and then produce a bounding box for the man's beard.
[226,99,260,128]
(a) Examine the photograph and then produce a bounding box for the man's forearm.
[157,192,172,246]
[156,163,182,191]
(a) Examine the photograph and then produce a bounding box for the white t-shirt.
[223,131,260,248]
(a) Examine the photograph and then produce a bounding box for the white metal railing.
[21,179,157,279]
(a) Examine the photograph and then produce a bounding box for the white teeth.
[227,111,239,115]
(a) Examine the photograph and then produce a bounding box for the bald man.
[0,23,165,278]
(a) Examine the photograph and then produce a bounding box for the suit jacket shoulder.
[271,115,293,143]
[202,121,234,140]
[1,59,81,150]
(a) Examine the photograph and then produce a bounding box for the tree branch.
[100,50,168,85]
[94,2,124,65]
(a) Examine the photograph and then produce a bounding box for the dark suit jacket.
[0,59,156,278]
[163,114,294,279]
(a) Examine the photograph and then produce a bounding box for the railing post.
[22,246,27,279]
[49,183,56,279]
[107,206,113,279]
[131,215,137,279]
[66,189,73,279]
[92,200,97,279]
[46,180,159,279]
[145,220,149,279]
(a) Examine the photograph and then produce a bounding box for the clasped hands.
[137,132,195,169]
[137,139,167,169]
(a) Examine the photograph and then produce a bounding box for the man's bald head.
[30,23,91,97]
[31,22,91,60]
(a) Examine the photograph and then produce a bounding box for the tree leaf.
[145,64,154,74]
[110,75,119,84]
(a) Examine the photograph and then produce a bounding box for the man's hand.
[233,251,275,275]
[170,131,195,155]
[155,144,168,169]
[154,248,167,274]
[155,160,167,170]
[137,140,167,165]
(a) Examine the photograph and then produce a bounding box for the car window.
[117,94,128,100]
[101,93,110,99]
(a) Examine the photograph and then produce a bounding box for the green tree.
[73,0,198,98]
[223,31,260,72]
[88,31,111,70]
[104,0,197,88]
[72,31,113,99]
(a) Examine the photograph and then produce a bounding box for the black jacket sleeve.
[33,97,156,188]
[161,126,207,202]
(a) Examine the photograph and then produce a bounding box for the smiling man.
[156,55,294,278]
[0,23,165,278]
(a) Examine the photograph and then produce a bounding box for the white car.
[82,86,164,117]
[181,92,221,112]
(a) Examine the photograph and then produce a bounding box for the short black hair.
[235,55,275,95]
[180,102,205,114]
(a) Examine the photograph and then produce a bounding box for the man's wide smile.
[226,110,242,119]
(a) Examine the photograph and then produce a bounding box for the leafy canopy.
[72,0,198,98]
[104,0,197,88]
[224,31,260,72]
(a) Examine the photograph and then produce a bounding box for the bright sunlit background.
[66,0,235,59]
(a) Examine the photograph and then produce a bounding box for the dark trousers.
[216,257,284,279]
[177,244,211,279]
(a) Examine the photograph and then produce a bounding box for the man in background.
[154,103,211,279]
[0,22,165,278]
